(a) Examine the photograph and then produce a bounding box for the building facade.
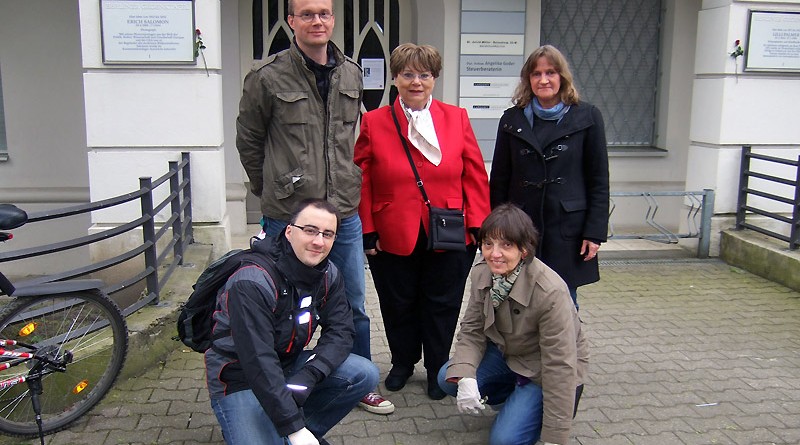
[1,0,798,273]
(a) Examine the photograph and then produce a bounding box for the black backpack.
[177,248,281,353]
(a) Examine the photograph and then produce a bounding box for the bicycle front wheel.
[0,290,127,437]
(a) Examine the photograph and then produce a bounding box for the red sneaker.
[358,392,395,415]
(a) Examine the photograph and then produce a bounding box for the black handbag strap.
[391,105,432,208]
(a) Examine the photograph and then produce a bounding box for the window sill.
[608,146,668,157]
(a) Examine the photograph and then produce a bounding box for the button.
[513,309,521,314]
[517,128,522,133]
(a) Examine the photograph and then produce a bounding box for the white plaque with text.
[460,77,517,98]
[746,10,800,72]
[460,34,524,55]
[101,0,195,64]
[459,97,513,119]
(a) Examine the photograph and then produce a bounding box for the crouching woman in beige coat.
[437,203,588,445]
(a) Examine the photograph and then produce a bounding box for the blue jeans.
[569,287,579,310]
[438,343,544,445]
[263,215,371,360]
[211,352,378,444]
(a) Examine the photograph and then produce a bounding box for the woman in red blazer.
[354,43,490,400]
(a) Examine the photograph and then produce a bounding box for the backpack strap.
[210,251,290,360]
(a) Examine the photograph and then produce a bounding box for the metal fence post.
[698,189,715,258]
[182,152,194,243]
[735,146,750,230]
[169,160,184,265]
[140,177,160,304]
[791,154,800,250]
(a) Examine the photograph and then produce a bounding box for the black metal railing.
[0,152,193,316]
[608,189,715,258]
[736,146,799,250]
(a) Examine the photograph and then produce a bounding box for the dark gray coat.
[489,102,609,288]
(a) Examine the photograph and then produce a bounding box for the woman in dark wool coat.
[489,45,609,308]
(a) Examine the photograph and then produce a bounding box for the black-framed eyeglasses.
[290,224,337,240]
[292,12,334,22]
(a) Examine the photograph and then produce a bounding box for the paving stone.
[0,259,796,445]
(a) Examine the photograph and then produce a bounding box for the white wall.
[689,0,800,214]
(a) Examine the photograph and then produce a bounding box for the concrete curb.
[721,229,800,292]
[118,243,214,381]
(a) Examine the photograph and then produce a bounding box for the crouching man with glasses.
[236,0,395,416]
[205,199,379,445]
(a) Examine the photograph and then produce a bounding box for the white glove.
[543,443,561,445]
[287,427,319,445]
[456,377,485,415]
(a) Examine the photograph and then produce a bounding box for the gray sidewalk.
[2,248,799,444]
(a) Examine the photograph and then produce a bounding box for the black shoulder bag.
[390,105,466,251]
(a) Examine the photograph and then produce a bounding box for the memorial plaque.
[745,10,800,72]
[101,0,195,64]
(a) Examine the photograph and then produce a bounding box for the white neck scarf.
[401,97,442,166]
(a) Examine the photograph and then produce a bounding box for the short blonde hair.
[512,45,580,108]
[389,43,442,78]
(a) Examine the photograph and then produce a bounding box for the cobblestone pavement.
[1,258,799,445]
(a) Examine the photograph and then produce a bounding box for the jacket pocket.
[336,89,361,124]
[559,197,587,239]
[273,167,306,200]
[446,198,464,210]
[275,91,310,124]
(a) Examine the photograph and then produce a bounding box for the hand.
[287,427,319,445]
[580,240,600,261]
[456,377,485,415]
[286,366,321,407]
[365,240,382,256]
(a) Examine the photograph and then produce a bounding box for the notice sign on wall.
[101,0,195,64]
[746,10,800,72]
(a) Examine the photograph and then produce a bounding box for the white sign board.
[459,97,513,119]
[101,0,195,64]
[746,10,800,72]
[362,58,385,90]
[460,77,517,98]
[460,34,524,55]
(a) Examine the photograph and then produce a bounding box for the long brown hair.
[511,45,580,108]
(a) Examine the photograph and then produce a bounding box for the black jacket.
[489,102,609,288]
[204,232,354,436]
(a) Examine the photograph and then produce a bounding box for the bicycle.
[0,204,128,443]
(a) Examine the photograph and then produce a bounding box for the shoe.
[384,366,413,391]
[427,377,447,400]
[359,392,395,415]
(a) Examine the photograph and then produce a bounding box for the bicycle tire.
[0,290,127,437]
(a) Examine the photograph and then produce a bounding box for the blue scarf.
[523,98,570,129]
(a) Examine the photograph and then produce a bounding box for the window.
[541,0,663,148]
[0,66,7,161]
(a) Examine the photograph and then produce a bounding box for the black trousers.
[367,226,477,378]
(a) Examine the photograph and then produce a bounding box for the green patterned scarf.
[490,262,524,309]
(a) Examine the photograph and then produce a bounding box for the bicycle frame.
[0,204,127,443]
[0,339,67,391]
